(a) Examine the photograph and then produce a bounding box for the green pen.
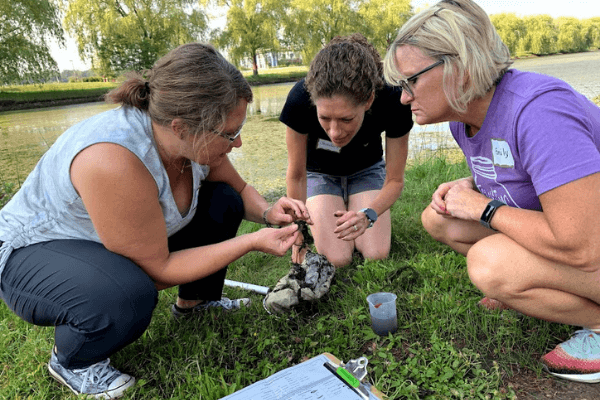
[323,362,368,399]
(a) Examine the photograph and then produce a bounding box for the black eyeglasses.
[398,60,444,97]
[211,118,246,143]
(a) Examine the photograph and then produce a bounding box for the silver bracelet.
[262,207,273,228]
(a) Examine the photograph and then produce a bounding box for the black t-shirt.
[280,79,413,176]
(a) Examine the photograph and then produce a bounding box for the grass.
[241,66,307,85]
[0,84,597,399]
[0,154,578,399]
[0,82,119,102]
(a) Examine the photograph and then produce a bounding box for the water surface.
[2,51,599,195]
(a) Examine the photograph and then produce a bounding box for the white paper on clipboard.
[218,354,382,400]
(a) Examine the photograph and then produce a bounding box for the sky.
[50,0,600,72]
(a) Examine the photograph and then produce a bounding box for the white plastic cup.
[366,292,398,336]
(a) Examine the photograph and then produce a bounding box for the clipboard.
[219,352,385,400]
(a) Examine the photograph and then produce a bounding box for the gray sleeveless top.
[0,106,209,285]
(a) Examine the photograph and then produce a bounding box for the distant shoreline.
[0,96,106,112]
[4,50,600,113]
[0,75,306,113]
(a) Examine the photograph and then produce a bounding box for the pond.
[0,83,454,197]
[2,51,599,196]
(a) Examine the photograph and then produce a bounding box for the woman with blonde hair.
[0,43,310,398]
[281,33,413,267]
[384,0,600,383]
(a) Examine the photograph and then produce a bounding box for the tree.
[358,0,412,55]
[283,0,362,63]
[0,0,63,84]
[490,13,526,57]
[582,17,600,50]
[63,0,209,76]
[207,0,282,76]
[520,15,557,55]
[555,17,586,53]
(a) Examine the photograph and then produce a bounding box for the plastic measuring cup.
[366,292,398,336]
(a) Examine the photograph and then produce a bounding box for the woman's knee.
[85,271,158,329]
[358,242,390,261]
[421,206,446,242]
[320,248,353,268]
[466,239,508,295]
[203,181,244,221]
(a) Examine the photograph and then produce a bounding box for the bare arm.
[285,126,308,203]
[369,134,409,216]
[71,144,299,289]
[444,172,600,270]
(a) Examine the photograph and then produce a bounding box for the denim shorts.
[307,159,386,203]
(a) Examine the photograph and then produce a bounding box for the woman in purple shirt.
[383,0,600,384]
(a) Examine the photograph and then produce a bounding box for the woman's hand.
[333,210,368,241]
[430,177,475,215]
[253,224,301,256]
[443,183,490,221]
[265,197,313,226]
[291,231,308,264]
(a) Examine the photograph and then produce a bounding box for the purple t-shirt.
[451,69,600,210]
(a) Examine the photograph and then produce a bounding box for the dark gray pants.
[0,182,244,369]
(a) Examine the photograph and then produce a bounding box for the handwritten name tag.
[491,138,514,168]
[317,138,341,153]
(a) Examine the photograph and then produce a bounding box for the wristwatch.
[479,200,506,231]
[359,208,377,229]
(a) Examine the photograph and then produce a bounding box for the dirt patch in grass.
[506,368,600,399]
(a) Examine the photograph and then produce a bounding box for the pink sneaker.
[541,329,600,383]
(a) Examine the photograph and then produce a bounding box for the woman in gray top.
[0,43,310,398]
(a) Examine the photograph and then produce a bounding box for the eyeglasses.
[398,60,444,97]
[212,118,246,143]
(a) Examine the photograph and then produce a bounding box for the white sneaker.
[48,350,135,399]
[171,297,251,318]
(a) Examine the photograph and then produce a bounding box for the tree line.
[491,13,600,56]
[2,0,600,85]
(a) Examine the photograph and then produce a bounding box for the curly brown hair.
[305,33,384,106]
[105,43,253,137]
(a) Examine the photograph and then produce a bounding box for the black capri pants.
[0,181,244,369]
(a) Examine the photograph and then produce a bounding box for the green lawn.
[0,80,597,400]
[0,155,575,399]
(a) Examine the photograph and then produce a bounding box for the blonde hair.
[105,43,253,137]
[383,0,512,113]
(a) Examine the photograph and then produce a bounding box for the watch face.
[361,208,377,227]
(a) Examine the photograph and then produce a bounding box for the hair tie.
[144,81,150,94]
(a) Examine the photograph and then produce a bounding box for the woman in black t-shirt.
[280,33,413,267]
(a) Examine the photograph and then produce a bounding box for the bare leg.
[307,194,354,267]
[348,190,391,261]
[467,234,600,329]
[421,205,494,255]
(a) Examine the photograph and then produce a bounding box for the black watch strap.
[359,208,377,228]
[480,200,506,231]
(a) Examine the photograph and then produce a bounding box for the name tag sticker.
[491,138,514,168]
[317,138,341,153]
